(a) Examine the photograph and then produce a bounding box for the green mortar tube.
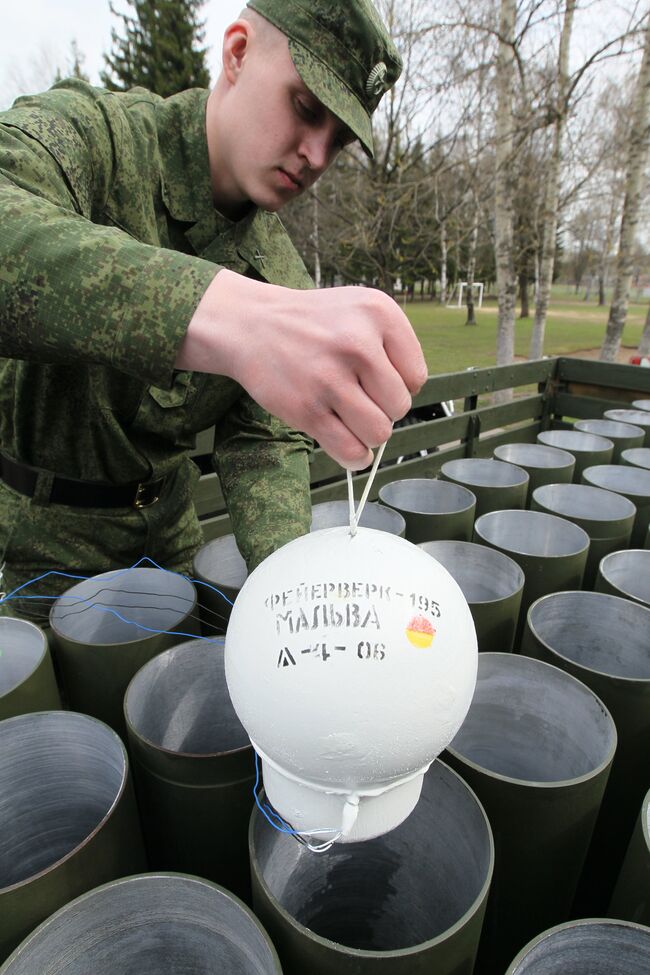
[379,478,476,542]
[0,618,60,720]
[49,566,200,740]
[124,637,255,903]
[419,540,524,651]
[249,760,493,975]
[0,711,146,962]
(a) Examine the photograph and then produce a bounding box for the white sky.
[0,0,246,109]
[0,1,641,112]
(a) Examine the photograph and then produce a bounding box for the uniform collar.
[156,88,215,224]
[155,87,267,260]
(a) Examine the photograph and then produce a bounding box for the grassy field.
[405,288,648,375]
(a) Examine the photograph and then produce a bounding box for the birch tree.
[601,15,650,361]
[529,0,576,359]
[494,0,518,395]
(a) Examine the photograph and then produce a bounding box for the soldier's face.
[208,21,354,219]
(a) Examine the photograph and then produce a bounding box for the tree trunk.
[639,302,650,356]
[601,18,650,361]
[465,209,479,325]
[597,196,616,306]
[493,0,518,400]
[530,0,576,359]
[439,221,448,305]
[583,275,592,301]
[519,271,530,318]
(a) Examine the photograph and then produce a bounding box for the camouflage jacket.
[0,79,312,605]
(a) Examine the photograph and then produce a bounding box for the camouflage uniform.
[0,0,402,619]
[0,80,313,615]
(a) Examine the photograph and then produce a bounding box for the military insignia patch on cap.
[365,61,388,97]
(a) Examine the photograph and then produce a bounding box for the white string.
[347,468,356,536]
[347,441,388,536]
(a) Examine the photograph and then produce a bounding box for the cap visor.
[288,39,374,157]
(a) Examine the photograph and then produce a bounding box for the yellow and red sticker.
[405,614,436,648]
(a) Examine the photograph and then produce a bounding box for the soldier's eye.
[295,97,317,122]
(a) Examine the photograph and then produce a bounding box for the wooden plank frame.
[191,357,650,542]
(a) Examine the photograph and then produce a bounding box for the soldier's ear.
[222,19,252,85]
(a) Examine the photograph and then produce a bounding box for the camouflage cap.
[246,0,402,157]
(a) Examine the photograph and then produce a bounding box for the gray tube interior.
[528,591,650,679]
[379,479,475,514]
[575,419,644,440]
[533,484,635,523]
[600,550,650,604]
[621,448,650,470]
[310,500,405,534]
[193,535,248,588]
[2,875,278,975]
[538,430,612,452]
[510,921,650,975]
[0,712,125,889]
[252,760,491,951]
[50,568,196,645]
[0,619,46,696]
[604,409,650,429]
[420,540,524,602]
[584,464,650,498]
[494,443,573,470]
[443,458,528,487]
[125,639,249,754]
[475,510,588,557]
[448,654,615,782]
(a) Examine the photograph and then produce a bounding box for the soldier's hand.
[177,269,428,469]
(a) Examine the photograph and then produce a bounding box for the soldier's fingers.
[312,411,374,471]
[357,351,413,421]
[329,384,394,451]
[382,320,428,395]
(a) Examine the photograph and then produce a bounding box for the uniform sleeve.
[212,394,313,571]
[0,82,218,389]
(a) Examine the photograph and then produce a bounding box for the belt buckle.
[133,480,160,509]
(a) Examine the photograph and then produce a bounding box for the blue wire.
[253,750,304,835]
[0,558,341,842]
[0,556,235,607]
[0,556,234,643]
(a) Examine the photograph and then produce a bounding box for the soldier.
[0,0,426,618]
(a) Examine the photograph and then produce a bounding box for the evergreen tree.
[101,0,211,97]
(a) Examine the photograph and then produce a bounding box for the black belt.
[0,452,167,509]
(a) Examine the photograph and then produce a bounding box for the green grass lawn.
[405,290,648,375]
